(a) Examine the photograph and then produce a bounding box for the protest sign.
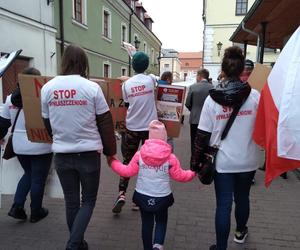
[18,74,52,143]
[0,50,22,77]
[18,75,127,143]
[156,84,186,137]
[247,63,271,92]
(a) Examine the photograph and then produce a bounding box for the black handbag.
[198,103,244,185]
[3,109,21,160]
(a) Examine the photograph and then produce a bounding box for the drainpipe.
[243,41,248,56]
[128,9,134,76]
[259,22,267,64]
[241,21,260,62]
[59,0,64,56]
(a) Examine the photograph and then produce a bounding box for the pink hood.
[140,139,172,166]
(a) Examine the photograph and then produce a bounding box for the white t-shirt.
[1,95,52,155]
[198,89,261,173]
[41,75,109,153]
[122,74,157,131]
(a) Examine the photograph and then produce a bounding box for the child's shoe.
[112,191,126,214]
[153,243,163,250]
[131,202,139,211]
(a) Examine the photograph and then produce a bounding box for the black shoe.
[209,244,217,250]
[79,240,89,250]
[8,204,27,220]
[30,207,49,223]
[280,173,287,179]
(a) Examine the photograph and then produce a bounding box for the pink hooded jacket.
[111,139,195,197]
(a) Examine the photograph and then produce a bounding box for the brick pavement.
[0,121,299,250]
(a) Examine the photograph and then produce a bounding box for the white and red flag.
[253,26,300,187]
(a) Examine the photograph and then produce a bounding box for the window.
[143,42,147,53]
[121,23,127,44]
[236,0,248,15]
[103,62,111,78]
[102,7,111,39]
[74,0,82,22]
[72,0,87,25]
[151,49,155,63]
[185,63,189,67]
[164,64,170,68]
[121,67,127,76]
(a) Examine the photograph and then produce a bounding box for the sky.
[141,0,204,52]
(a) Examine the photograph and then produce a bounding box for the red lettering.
[53,89,77,99]
[54,90,58,99]
[34,79,43,98]
[71,89,76,98]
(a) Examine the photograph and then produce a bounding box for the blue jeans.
[55,151,100,250]
[214,170,256,250]
[14,153,52,211]
[140,209,168,250]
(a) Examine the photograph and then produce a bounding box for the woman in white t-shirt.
[0,67,52,223]
[41,45,116,250]
[191,46,261,250]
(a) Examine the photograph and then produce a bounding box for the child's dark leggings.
[140,209,168,250]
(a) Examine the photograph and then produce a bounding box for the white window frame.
[121,67,128,76]
[102,7,112,41]
[103,61,111,78]
[121,22,128,46]
[72,0,88,28]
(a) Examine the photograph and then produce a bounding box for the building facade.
[203,0,278,80]
[54,0,161,78]
[0,0,57,103]
[159,49,181,80]
[178,52,203,81]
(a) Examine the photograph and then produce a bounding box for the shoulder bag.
[198,103,244,185]
[3,109,21,160]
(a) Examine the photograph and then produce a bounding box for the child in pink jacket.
[109,120,195,250]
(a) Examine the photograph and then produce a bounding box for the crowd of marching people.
[0,44,266,250]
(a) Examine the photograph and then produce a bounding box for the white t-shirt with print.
[41,75,109,153]
[1,95,52,155]
[198,89,261,173]
[122,74,157,131]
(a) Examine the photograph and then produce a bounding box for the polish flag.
[253,26,300,187]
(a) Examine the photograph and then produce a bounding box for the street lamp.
[134,37,141,50]
[217,41,223,56]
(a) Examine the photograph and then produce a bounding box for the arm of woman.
[111,151,140,177]
[169,154,196,182]
[96,111,116,156]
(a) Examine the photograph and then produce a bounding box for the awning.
[230,0,300,49]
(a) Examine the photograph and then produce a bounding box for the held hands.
[106,154,118,166]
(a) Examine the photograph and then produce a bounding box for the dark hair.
[61,45,89,78]
[197,68,209,80]
[161,71,173,82]
[221,46,244,79]
[22,67,41,75]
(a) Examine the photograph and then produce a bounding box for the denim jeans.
[214,170,256,250]
[55,151,100,250]
[140,209,168,250]
[14,153,53,211]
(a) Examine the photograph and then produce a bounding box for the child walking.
[109,120,195,250]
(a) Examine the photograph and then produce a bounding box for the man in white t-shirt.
[112,51,158,214]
